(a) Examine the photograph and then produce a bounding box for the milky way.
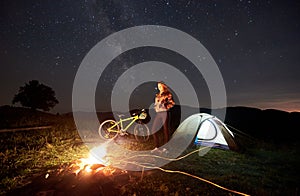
[0,0,299,112]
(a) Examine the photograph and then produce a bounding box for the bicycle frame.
[107,115,139,133]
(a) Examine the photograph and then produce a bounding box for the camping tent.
[183,113,238,151]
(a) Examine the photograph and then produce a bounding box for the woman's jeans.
[151,111,169,148]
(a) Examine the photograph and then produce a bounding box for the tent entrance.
[193,114,238,151]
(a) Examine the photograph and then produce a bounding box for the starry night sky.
[0,0,299,113]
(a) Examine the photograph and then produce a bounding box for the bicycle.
[98,109,150,142]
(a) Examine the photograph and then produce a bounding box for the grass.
[121,146,299,195]
[0,111,299,195]
[0,115,89,194]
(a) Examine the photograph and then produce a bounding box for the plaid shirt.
[154,92,175,112]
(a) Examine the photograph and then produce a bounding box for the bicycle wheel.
[134,124,150,142]
[99,120,119,140]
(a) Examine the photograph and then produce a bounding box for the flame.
[70,144,116,176]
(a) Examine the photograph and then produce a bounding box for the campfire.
[69,145,116,176]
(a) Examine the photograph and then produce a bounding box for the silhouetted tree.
[12,80,59,111]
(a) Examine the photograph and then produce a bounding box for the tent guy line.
[119,150,249,196]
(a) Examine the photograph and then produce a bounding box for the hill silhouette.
[0,105,59,129]
[70,105,300,144]
[224,106,300,143]
[1,105,299,144]
[102,105,300,144]
[169,105,299,143]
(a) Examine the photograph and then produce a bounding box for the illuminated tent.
[183,113,238,151]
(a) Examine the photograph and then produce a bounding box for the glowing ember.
[70,145,115,176]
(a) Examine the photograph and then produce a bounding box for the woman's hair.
[158,81,169,93]
[156,81,175,110]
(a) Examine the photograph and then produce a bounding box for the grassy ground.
[122,147,299,195]
[0,113,299,195]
